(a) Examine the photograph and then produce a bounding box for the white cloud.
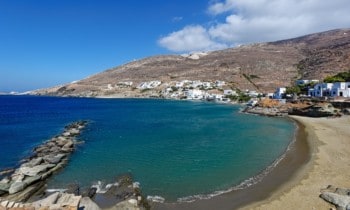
[158,25,227,52]
[159,0,350,52]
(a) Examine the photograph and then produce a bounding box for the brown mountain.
[33,28,350,97]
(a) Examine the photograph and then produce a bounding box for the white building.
[137,81,162,89]
[117,81,133,87]
[185,89,204,100]
[309,82,350,97]
[273,87,286,99]
[296,79,319,86]
[223,89,237,96]
[191,81,203,88]
[175,81,184,88]
[248,90,260,97]
[215,80,226,87]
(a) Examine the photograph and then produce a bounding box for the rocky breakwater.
[0,121,88,202]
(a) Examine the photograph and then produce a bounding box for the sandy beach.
[245,115,350,210]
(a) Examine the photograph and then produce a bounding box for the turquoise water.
[0,96,295,201]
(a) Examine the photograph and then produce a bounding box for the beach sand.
[245,115,350,210]
[153,116,350,210]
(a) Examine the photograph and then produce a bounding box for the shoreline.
[245,115,350,209]
[153,115,350,210]
[152,117,310,210]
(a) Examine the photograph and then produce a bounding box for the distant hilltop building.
[296,79,320,86]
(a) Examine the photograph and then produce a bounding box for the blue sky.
[1,0,349,92]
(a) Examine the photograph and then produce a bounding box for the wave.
[91,181,119,194]
[46,189,67,193]
[147,195,165,203]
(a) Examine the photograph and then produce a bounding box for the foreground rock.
[0,192,101,210]
[320,185,350,210]
[0,120,88,202]
[93,174,150,210]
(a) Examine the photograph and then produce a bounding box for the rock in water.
[18,164,55,177]
[9,182,27,194]
[23,175,41,186]
[0,182,10,192]
[43,154,66,164]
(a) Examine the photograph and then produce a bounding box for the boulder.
[69,128,80,135]
[62,132,71,137]
[11,173,25,182]
[23,175,41,186]
[0,189,6,196]
[343,108,350,115]
[9,182,27,194]
[63,142,73,149]
[32,192,60,207]
[82,187,97,198]
[43,154,66,164]
[34,146,49,153]
[320,192,350,209]
[65,183,80,195]
[49,146,61,154]
[22,157,43,167]
[7,181,46,202]
[0,168,15,176]
[79,197,101,210]
[19,164,55,177]
[335,188,350,196]
[0,182,10,192]
[114,200,140,210]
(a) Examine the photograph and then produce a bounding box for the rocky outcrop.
[93,174,150,210]
[288,103,339,117]
[0,121,88,202]
[0,192,101,210]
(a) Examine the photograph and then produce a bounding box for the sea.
[0,95,295,202]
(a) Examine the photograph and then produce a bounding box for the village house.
[273,87,286,99]
[185,89,204,100]
[309,82,350,97]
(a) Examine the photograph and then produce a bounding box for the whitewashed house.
[185,89,204,100]
[273,87,286,99]
[309,82,350,97]
[215,80,226,87]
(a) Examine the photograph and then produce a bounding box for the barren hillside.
[33,28,350,97]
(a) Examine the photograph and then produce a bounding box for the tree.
[323,71,350,83]
[286,86,301,95]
